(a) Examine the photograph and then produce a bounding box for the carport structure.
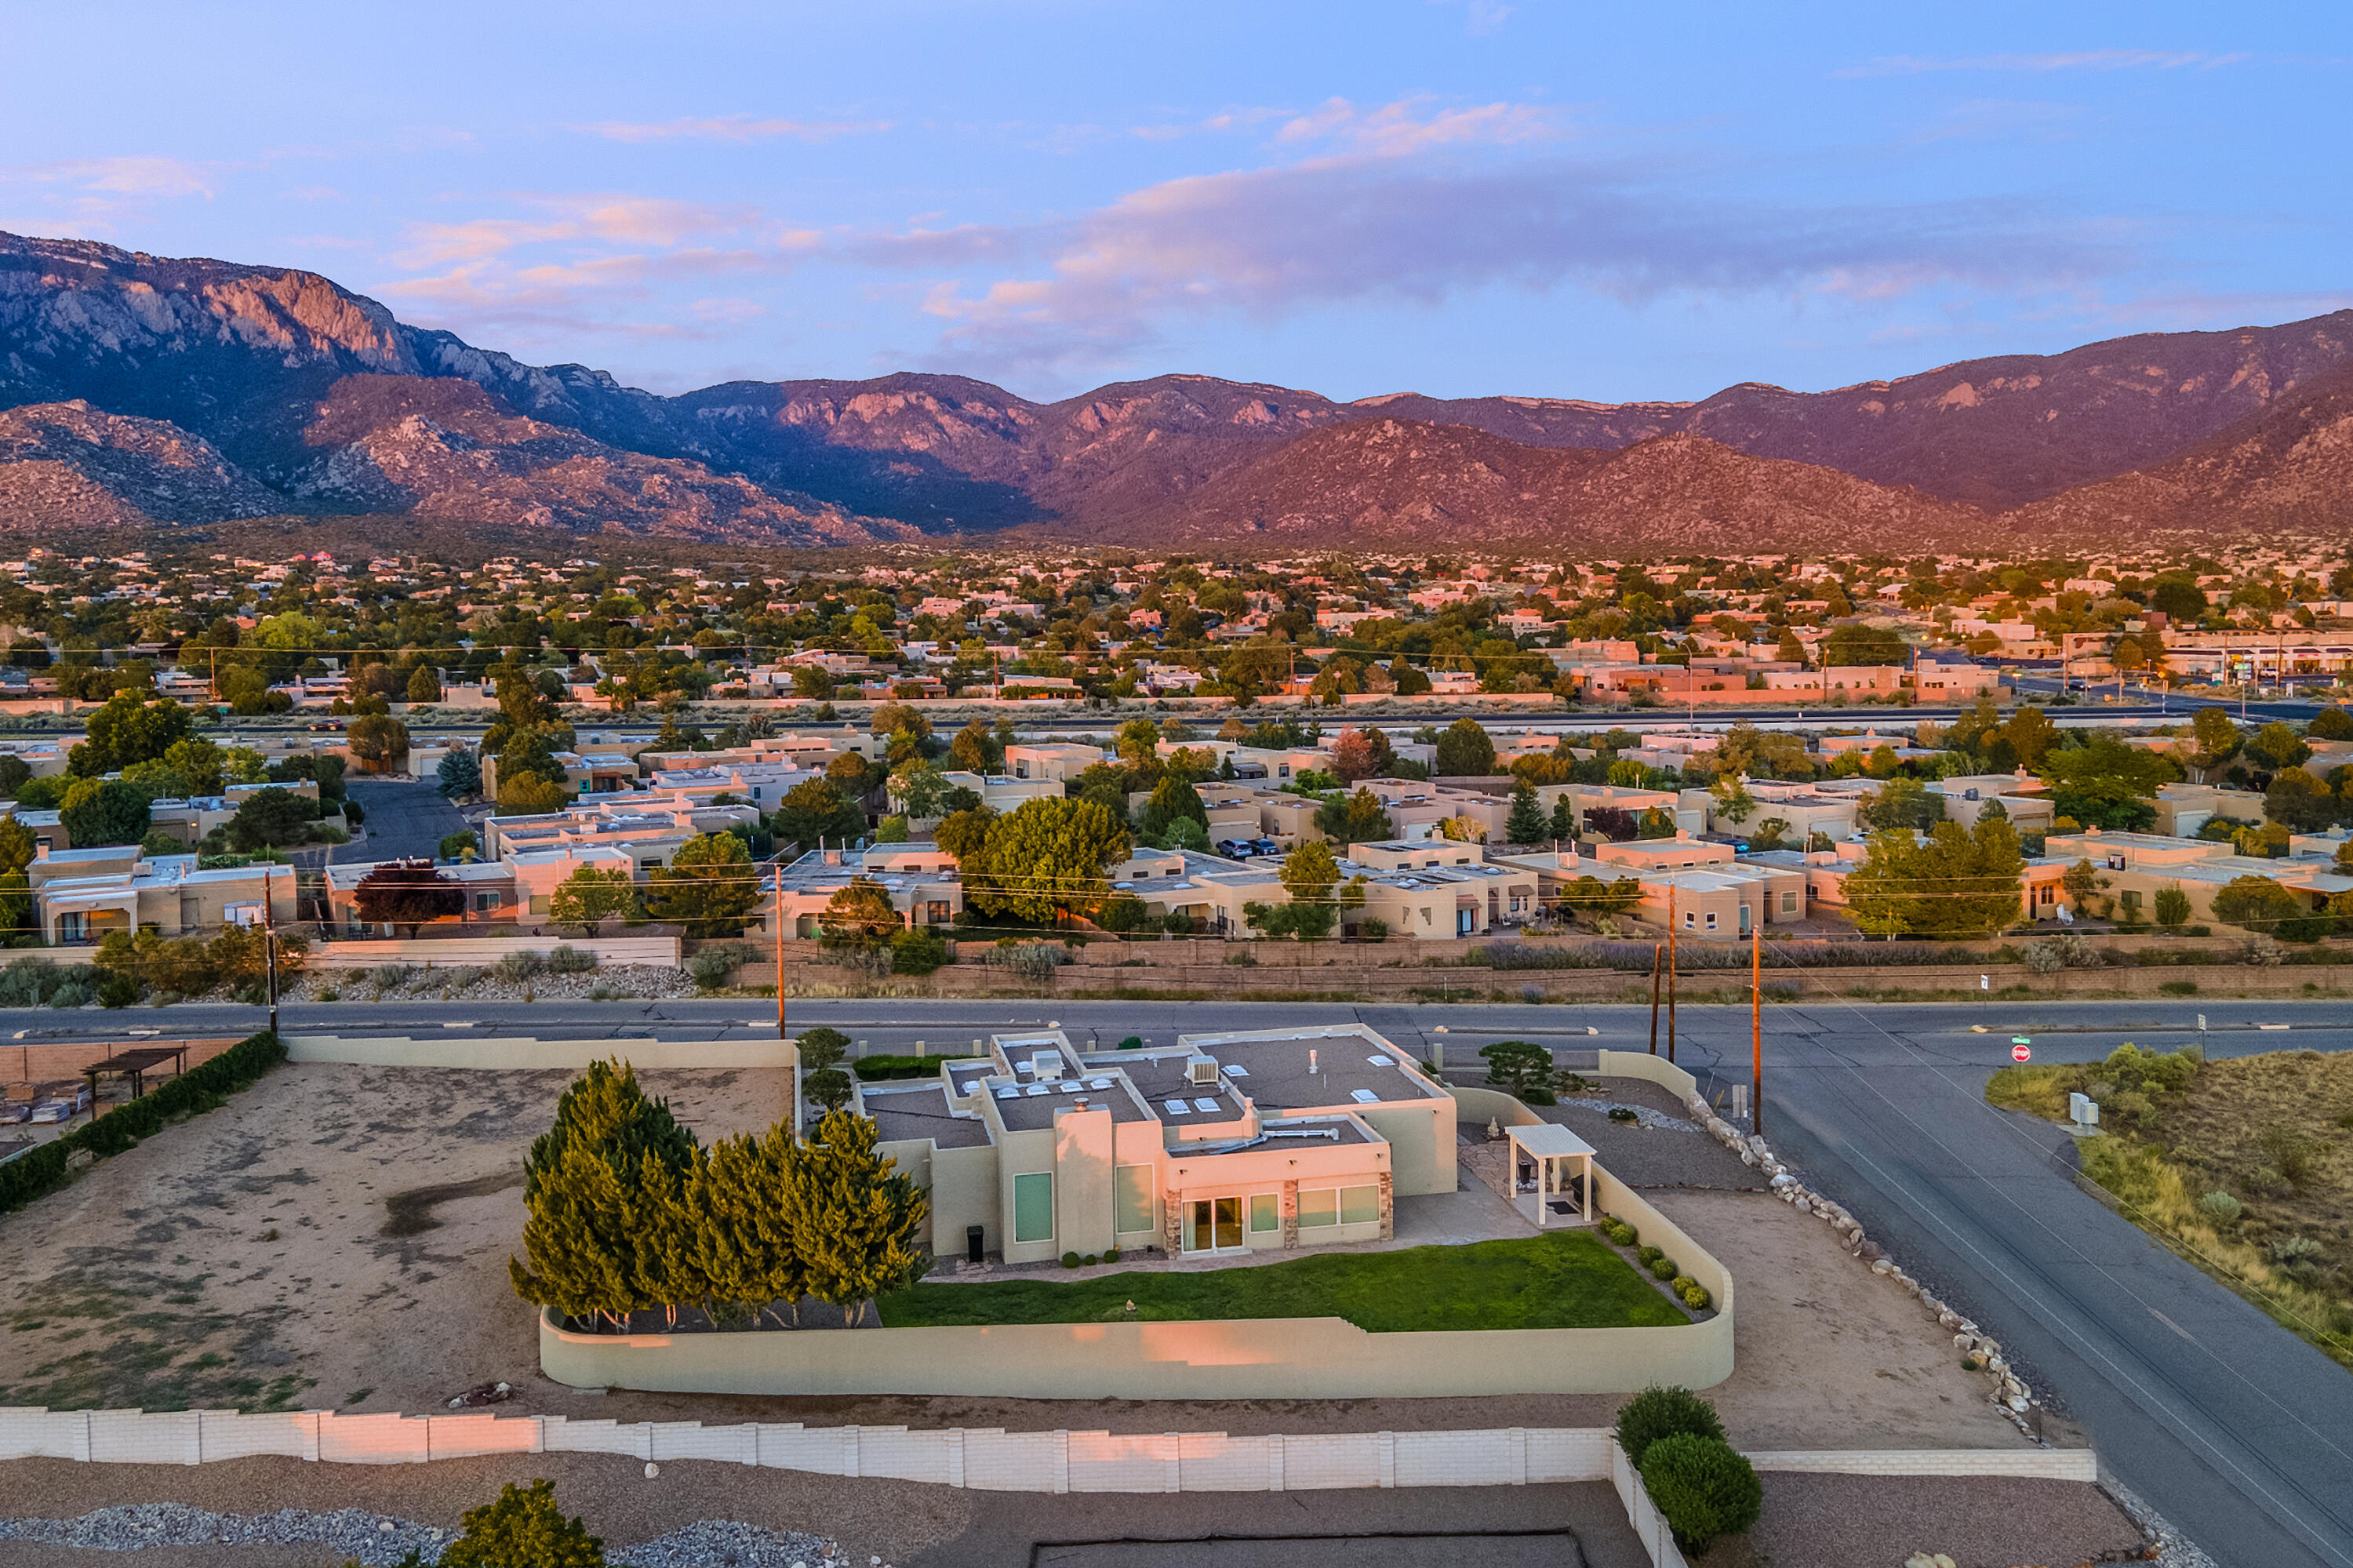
[1505,1122,1596,1228]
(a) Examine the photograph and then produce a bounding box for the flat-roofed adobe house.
[857,1025,1457,1265]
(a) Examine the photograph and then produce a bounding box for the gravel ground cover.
[1724,1472,2146,1568]
[0,1504,843,1567]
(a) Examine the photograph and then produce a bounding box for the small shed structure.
[1505,1122,1596,1228]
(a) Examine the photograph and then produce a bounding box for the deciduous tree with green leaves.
[549,864,638,934]
[1315,786,1394,847]
[644,831,762,937]
[770,777,867,854]
[1434,719,1497,777]
[965,796,1130,926]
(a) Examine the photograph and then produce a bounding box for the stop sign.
[2012,1044,2032,1063]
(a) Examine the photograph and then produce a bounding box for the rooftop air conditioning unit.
[1030,1051,1063,1082]
[1186,1054,1220,1086]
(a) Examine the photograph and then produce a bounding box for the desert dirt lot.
[0,1062,794,1416]
[5,1060,2029,1457]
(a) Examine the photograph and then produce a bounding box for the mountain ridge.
[3,228,2351,551]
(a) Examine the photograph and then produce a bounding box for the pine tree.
[438,1479,605,1568]
[1504,782,1547,844]
[507,1143,638,1330]
[1548,793,1577,842]
[694,1129,809,1326]
[624,1148,710,1330]
[787,1109,931,1327]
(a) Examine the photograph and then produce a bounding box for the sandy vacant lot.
[0,1063,790,1416]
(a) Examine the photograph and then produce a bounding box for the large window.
[1248,1192,1280,1234]
[1297,1188,1338,1228]
[1115,1164,1155,1235]
[1013,1172,1055,1243]
[1340,1185,1380,1225]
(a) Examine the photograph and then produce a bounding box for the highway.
[9,993,2350,1567]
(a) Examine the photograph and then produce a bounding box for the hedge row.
[851,1050,982,1082]
[0,1031,285,1213]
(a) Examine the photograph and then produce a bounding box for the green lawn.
[877,1229,1691,1332]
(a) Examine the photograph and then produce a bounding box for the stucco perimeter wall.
[304,936,682,970]
[541,1301,1730,1399]
[284,1035,794,1073]
[1596,1050,1700,1101]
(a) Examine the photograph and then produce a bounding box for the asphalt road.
[9,993,2350,1566]
[339,777,470,863]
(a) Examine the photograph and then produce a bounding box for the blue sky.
[3,2,2347,404]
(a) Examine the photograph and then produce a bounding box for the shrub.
[2158,979,2199,995]
[1104,1247,1120,1263]
[545,945,598,974]
[2199,1190,2242,1222]
[1118,1035,1144,1050]
[1356,916,1387,942]
[1637,1243,1664,1267]
[1608,1106,1638,1123]
[1612,1384,1727,1469]
[493,950,545,984]
[96,970,140,1009]
[1640,1433,1762,1553]
[369,962,413,991]
[1604,1220,1637,1246]
[47,977,90,1009]
[891,926,950,976]
[1648,1254,1680,1280]
[1082,1253,1098,1266]
[1681,1282,1711,1310]
[2024,933,2103,973]
[1061,1250,1082,1269]
[686,942,756,988]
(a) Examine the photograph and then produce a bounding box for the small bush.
[545,945,598,974]
[1082,1253,1099,1266]
[1637,1244,1664,1267]
[2158,979,2199,995]
[493,950,544,984]
[1104,1246,1120,1263]
[686,942,757,988]
[96,971,140,1009]
[1648,1254,1680,1280]
[1604,1220,1637,1246]
[1356,916,1387,942]
[369,962,413,991]
[1681,1282,1711,1310]
[1640,1433,1762,1552]
[1061,1250,1082,1269]
[1118,1035,1143,1050]
[1612,1384,1727,1469]
[1608,1106,1638,1123]
[2199,1190,2242,1222]
[47,978,90,1008]
[891,926,950,976]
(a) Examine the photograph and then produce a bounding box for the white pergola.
[1505,1122,1598,1229]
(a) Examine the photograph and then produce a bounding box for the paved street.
[7,993,2350,1566]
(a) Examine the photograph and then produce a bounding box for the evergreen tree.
[1548,793,1577,842]
[438,1479,605,1568]
[693,1128,809,1326]
[1504,782,1547,844]
[437,747,483,799]
[507,1141,639,1329]
[787,1108,931,1326]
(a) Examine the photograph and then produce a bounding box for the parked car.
[1215,839,1256,859]
[1251,837,1282,857]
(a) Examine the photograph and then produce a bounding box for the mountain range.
[3,227,2351,554]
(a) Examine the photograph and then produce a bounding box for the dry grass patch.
[1991,1044,2353,1368]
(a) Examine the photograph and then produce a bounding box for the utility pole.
[1647,942,1663,1056]
[1664,882,1678,1064]
[1751,912,1763,1135]
[261,864,279,1040]
[775,862,798,1135]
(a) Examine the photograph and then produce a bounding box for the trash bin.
[966,1224,985,1264]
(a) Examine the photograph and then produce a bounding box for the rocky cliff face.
[4,227,2353,551]
[0,401,283,527]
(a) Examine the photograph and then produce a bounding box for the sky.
[2,2,2348,405]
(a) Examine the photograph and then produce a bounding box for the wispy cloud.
[376,192,819,347]
[1842,49,2248,78]
[1273,96,1565,156]
[1429,0,1512,35]
[580,115,892,144]
[0,155,218,201]
[857,149,2129,384]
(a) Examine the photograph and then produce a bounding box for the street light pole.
[1751,913,1763,1136]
